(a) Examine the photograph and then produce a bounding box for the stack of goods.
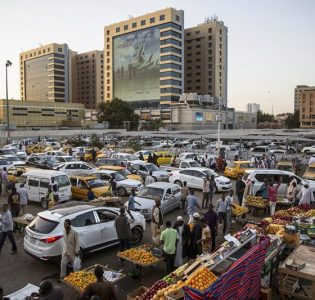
[64,271,96,291]
[245,196,267,208]
[184,268,217,291]
[232,204,249,217]
[117,247,160,266]
[91,196,121,205]
[244,223,265,234]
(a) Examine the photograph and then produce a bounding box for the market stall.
[245,195,268,216]
[63,264,125,296]
[117,244,164,278]
[231,204,249,224]
[13,214,34,234]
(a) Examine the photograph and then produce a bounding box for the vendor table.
[117,251,164,278]
[247,204,268,216]
[13,216,34,234]
[279,245,315,300]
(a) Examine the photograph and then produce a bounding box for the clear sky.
[0,0,314,114]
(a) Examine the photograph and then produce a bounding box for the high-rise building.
[184,17,228,106]
[299,87,315,128]
[20,43,77,103]
[104,7,184,114]
[247,103,260,113]
[294,85,315,112]
[73,50,104,109]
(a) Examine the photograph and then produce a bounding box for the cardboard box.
[260,288,271,300]
[127,286,148,300]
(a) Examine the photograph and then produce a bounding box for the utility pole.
[5,60,12,144]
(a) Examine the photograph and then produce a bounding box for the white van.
[245,169,315,198]
[18,170,71,208]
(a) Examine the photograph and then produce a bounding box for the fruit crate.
[183,254,214,278]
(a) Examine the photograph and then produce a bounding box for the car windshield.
[0,160,10,165]
[190,161,201,167]
[146,164,159,172]
[240,163,256,168]
[29,216,59,234]
[112,172,126,181]
[118,168,131,176]
[137,187,164,200]
[1,149,16,154]
[55,151,66,156]
[203,169,218,177]
[6,157,20,161]
[86,179,105,188]
[53,175,70,188]
[228,162,237,168]
[125,155,137,161]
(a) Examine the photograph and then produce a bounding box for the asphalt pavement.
[0,180,251,299]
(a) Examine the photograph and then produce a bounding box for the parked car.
[111,153,139,164]
[45,150,67,157]
[244,169,315,198]
[7,166,36,183]
[169,167,232,192]
[24,204,145,261]
[127,161,170,182]
[95,158,125,167]
[0,147,27,160]
[98,165,142,182]
[55,162,95,175]
[0,155,25,166]
[25,155,60,169]
[302,163,315,181]
[69,175,109,200]
[153,151,173,165]
[301,145,315,154]
[56,156,78,163]
[0,159,15,171]
[17,170,72,208]
[250,146,269,158]
[125,182,181,220]
[90,170,143,196]
[224,161,256,179]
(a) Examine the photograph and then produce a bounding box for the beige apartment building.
[294,85,315,112]
[299,87,315,128]
[0,99,85,128]
[104,7,184,118]
[184,17,228,106]
[20,43,77,103]
[73,50,104,109]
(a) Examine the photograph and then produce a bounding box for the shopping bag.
[73,256,82,271]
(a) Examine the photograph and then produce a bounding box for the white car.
[180,159,201,169]
[56,162,95,175]
[24,203,146,261]
[169,167,232,192]
[125,182,181,220]
[302,145,315,154]
[0,147,27,160]
[45,150,67,157]
[0,155,25,166]
[0,159,15,171]
[56,156,78,163]
[90,170,143,196]
[111,152,139,163]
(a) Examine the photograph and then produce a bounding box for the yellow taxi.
[7,167,37,183]
[69,175,110,200]
[224,160,256,179]
[302,163,315,181]
[77,147,101,161]
[98,165,142,182]
[275,161,294,172]
[153,151,173,165]
[26,144,47,155]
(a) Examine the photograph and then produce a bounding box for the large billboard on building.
[113,27,160,102]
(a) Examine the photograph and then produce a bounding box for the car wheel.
[41,198,48,209]
[305,150,310,154]
[174,180,182,187]
[131,226,143,245]
[117,187,127,197]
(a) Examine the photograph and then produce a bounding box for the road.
[0,181,249,299]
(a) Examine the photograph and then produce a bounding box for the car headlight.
[141,208,151,214]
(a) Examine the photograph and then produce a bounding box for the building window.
[196,86,201,89]
[132,22,137,28]
[107,93,110,98]
[58,48,62,52]
[176,15,180,21]
[116,27,120,33]
[196,45,201,48]
[208,35,212,40]
[186,32,191,36]
[150,17,155,23]
[141,20,146,26]
[107,38,110,42]
[196,58,201,62]
[208,28,212,33]
[196,65,201,69]
[196,72,201,75]
[124,25,128,30]
[160,15,165,21]
[187,46,192,50]
[196,51,201,55]
[196,79,200,83]
[208,43,212,47]
[220,29,222,34]
[195,30,200,34]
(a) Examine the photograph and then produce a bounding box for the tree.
[285,110,300,129]
[97,98,140,130]
[257,110,274,123]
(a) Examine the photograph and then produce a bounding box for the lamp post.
[5,60,12,144]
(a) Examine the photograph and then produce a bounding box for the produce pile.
[118,248,160,265]
[265,224,285,235]
[244,223,265,234]
[245,196,267,208]
[185,267,217,291]
[232,204,249,216]
[64,271,96,291]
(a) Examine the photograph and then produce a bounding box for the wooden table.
[278,245,315,300]
[13,216,34,234]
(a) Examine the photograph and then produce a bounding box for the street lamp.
[5,60,12,144]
